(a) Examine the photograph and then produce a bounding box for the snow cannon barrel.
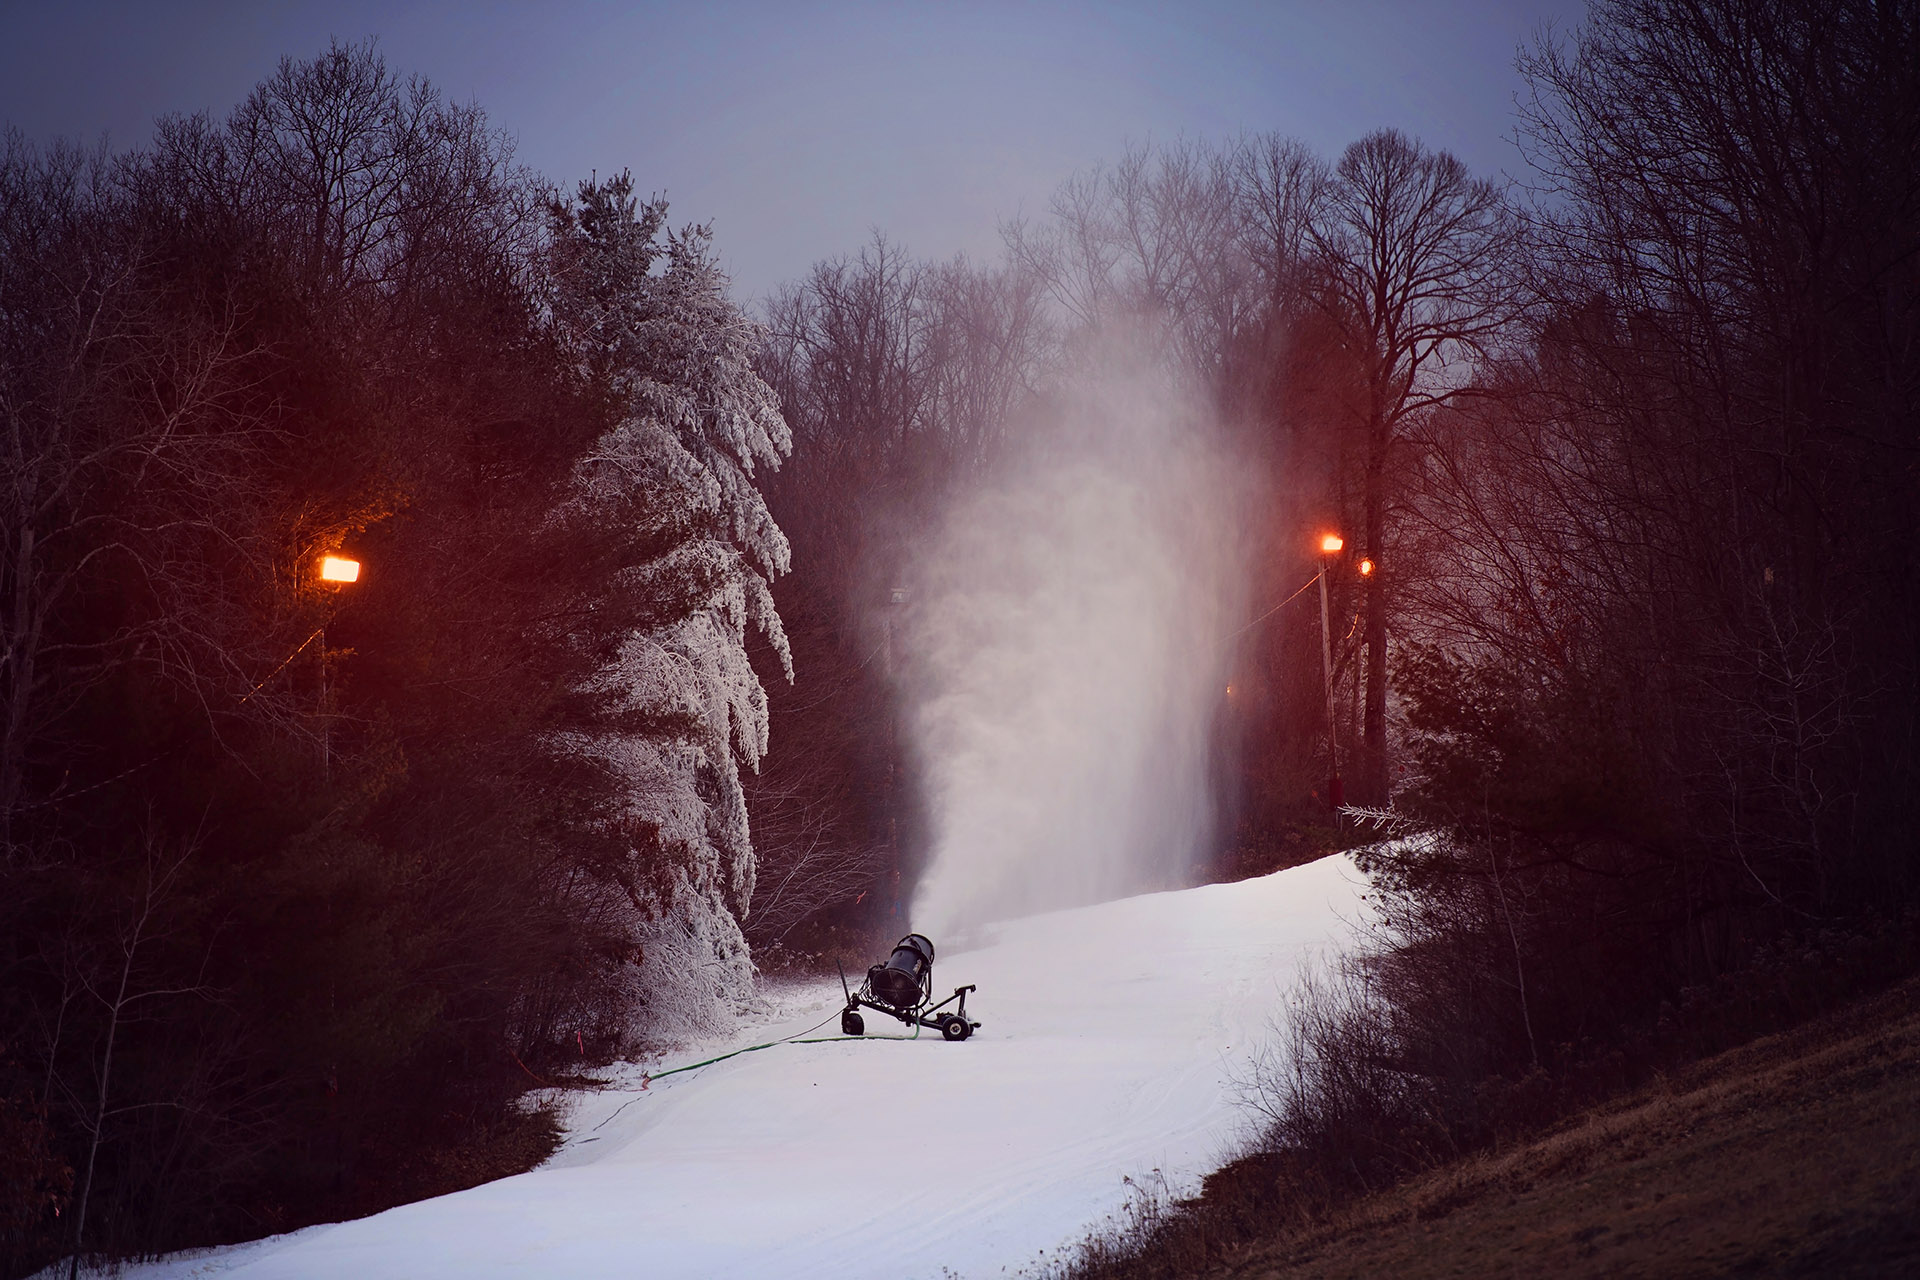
[868,933,935,1009]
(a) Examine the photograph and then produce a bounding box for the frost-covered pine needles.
[546,172,793,1038]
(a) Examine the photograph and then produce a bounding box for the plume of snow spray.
[907,343,1246,935]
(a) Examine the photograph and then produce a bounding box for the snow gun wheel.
[941,1015,971,1042]
[841,1009,864,1037]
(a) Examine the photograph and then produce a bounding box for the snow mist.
[907,349,1246,936]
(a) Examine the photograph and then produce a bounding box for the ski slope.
[119,855,1366,1280]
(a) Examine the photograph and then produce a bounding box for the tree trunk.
[1360,413,1390,805]
[69,929,135,1280]
[2,523,38,825]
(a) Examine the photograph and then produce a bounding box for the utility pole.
[1317,535,1344,819]
[315,554,361,785]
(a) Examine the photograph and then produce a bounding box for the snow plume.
[908,339,1247,935]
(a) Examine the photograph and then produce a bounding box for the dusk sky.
[1,0,1586,301]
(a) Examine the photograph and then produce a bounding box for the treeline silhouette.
[1017,3,1919,1273]
[1,42,793,1275]
[3,0,1915,1272]
[1278,0,1919,1187]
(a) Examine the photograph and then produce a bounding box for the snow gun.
[838,934,980,1041]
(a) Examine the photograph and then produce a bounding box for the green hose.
[581,1013,929,1135]
[641,1017,920,1086]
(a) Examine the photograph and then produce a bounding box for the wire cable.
[1209,571,1320,650]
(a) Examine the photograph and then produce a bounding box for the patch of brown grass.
[1216,977,1920,1277]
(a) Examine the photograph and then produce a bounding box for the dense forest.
[0,44,793,1269]
[2,0,1915,1274]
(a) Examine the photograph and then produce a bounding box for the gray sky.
[0,0,1586,302]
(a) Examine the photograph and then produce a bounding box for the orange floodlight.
[319,555,361,583]
[1320,534,1344,554]
[1358,558,1375,576]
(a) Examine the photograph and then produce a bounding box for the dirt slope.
[1215,979,1920,1279]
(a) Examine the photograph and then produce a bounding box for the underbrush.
[339,1096,567,1218]
[751,913,916,981]
[1206,819,1344,884]
[1022,1155,1341,1280]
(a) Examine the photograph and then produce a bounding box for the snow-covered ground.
[114,855,1366,1280]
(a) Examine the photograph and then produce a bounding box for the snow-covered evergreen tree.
[545,173,791,1036]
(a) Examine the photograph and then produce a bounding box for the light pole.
[313,554,360,1144]
[1317,535,1344,816]
[316,555,361,783]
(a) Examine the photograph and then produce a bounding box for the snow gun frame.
[838,933,980,1041]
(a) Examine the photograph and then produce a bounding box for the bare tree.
[1231,134,1321,318]
[918,255,1051,476]
[740,761,878,952]
[1475,0,1920,910]
[0,134,291,845]
[1305,129,1522,802]
[50,833,213,1278]
[160,39,540,301]
[1003,139,1260,407]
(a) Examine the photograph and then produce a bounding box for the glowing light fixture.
[1358,558,1375,576]
[1320,534,1344,554]
[319,555,361,584]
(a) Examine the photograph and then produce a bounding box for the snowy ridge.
[110,856,1366,1280]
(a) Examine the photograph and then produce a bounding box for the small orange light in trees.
[319,555,361,583]
[1358,558,1375,576]
[1320,534,1344,554]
